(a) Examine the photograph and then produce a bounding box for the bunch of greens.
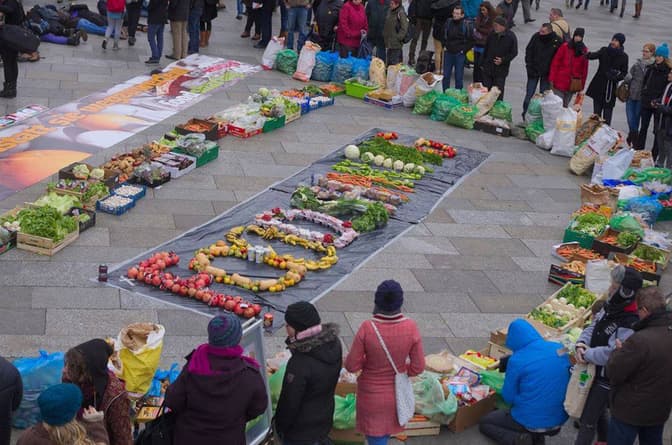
[530,307,571,329]
[632,244,666,263]
[352,202,388,232]
[17,206,77,241]
[556,284,597,309]
[82,182,109,202]
[333,160,421,182]
[616,231,640,248]
[33,193,81,214]
[290,187,322,210]
[302,85,323,96]
[572,213,608,236]
[359,137,443,166]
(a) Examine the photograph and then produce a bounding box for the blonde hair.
[43,420,97,445]
[644,42,656,54]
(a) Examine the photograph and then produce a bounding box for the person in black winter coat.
[313,0,342,51]
[441,5,473,91]
[522,23,561,115]
[276,302,342,444]
[0,356,23,445]
[481,16,518,100]
[408,0,432,65]
[146,0,168,63]
[653,71,672,168]
[0,0,25,98]
[586,33,629,126]
[637,44,671,152]
[430,0,457,72]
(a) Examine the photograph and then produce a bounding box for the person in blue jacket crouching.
[479,318,571,445]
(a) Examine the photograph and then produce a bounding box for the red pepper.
[261,214,272,221]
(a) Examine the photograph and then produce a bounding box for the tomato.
[127,267,139,279]
[243,307,256,318]
[224,300,237,311]
[171,284,181,294]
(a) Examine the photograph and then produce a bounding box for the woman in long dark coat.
[200,0,218,46]
[586,33,629,125]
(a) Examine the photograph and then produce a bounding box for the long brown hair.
[64,348,92,387]
[43,420,97,445]
[480,1,497,19]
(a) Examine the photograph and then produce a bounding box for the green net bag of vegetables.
[610,213,645,237]
[489,100,513,121]
[412,90,438,115]
[446,104,479,129]
[276,49,299,76]
[525,120,545,142]
[412,372,458,424]
[333,393,357,430]
[642,167,672,184]
[444,87,469,103]
[525,94,543,124]
[430,95,460,122]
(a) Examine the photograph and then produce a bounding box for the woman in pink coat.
[344,280,425,445]
[336,0,368,58]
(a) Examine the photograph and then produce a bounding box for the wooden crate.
[526,283,595,338]
[395,417,441,438]
[17,228,79,256]
[487,341,511,360]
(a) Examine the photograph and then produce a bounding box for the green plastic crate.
[563,226,602,249]
[344,79,379,100]
[172,142,219,168]
[263,116,286,133]
[658,206,672,221]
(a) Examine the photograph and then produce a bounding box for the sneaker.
[253,42,267,49]
[240,31,251,38]
[129,36,136,46]
[524,18,535,23]
[145,58,160,64]
[236,14,242,19]
[514,433,533,445]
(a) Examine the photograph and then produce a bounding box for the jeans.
[237,0,244,15]
[187,7,203,53]
[286,6,308,50]
[408,17,432,63]
[386,48,403,65]
[147,23,164,60]
[279,0,288,32]
[126,1,142,38]
[442,51,466,91]
[105,17,123,44]
[77,18,107,35]
[575,382,610,445]
[41,33,69,44]
[170,20,188,58]
[523,76,550,114]
[608,417,664,445]
[593,101,614,126]
[626,99,641,133]
[482,72,507,100]
[366,435,390,445]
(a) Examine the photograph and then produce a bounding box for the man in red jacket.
[549,27,588,107]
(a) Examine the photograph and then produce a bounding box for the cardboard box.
[487,342,511,360]
[448,394,497,433]
[334,382,357,397]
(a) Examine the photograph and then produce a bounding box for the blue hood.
[506,319,543,352]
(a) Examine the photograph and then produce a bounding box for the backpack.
[552,22,570,42]
[0,24,40,53]
[396,11,414,44]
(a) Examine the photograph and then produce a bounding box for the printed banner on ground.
[0,55,260,201]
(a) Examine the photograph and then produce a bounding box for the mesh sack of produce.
[261,36,286,69]
[541,90,563,132]
[623,196,663,226]
[446,104,479,129]
[412,372,458,425]
[525,119,545,142]
[474,86,501,118]
[12,351,65,429]
[569,143,600,175]
[311,51,339,81]
[444,87,469,104]
[331,55,355,83]
[412,90,439,115]
[351,57,371,80]
[489,100,513,121]
[430,94,461,122]
[333,393,357,429]
[116,323,165,396]
[276,49,299,75]
[369,56,386,87]
[293,41,321,81]
[525,93,543,124]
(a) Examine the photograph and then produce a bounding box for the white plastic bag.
[386,64,402,91]
[468,82,488,104]
[591,156,605,184]
[550,107,579,157]
[587,125,620,156]
[402,78,421,107]
[602,149,635,180]
[415,72,443,95]
[541,91,563,132]
[536,129,555,150]
[618,185,645,201]
[261,37,285,70]
[292,41,320,81]
[585,260,612,296]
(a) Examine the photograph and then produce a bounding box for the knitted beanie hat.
[208,313,243,347]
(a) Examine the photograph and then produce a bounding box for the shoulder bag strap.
[369,321,400,375]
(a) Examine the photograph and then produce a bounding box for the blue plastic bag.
[331,56,355,84]
[147,363,181,397]
[351,57,371,80]
[12,351,64,429]
[624,196,663,226]
[311,51,338,82]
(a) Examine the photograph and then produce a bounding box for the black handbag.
[0,24,40,53]
[134,404,176,445]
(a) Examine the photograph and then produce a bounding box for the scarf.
[607,45,624,57]
[187,344,260,376]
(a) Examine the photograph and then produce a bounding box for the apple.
[243,307,256,318]
[234,303,244,316]
[127,267,139,279]
[171,284,181,293]
[179,286,188,296]
[195,290,204,301]
[187,288,197,298]
[151,276,162,287]
[164,279,174,289]
[224,300,237,311]
[252,304,262,316]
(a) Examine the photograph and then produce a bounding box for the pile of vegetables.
[554,284,597,309]
[358,136,443,166]
[16,206,78,241]
[33,192,81,214]
[530,307,571,329]
[570,213,608,236]
[335,159,423,181]
[631,244,667,264]
[133,164,170,184]
[71,164,105,180]
[82,182,109,202]
[616,231,640,248]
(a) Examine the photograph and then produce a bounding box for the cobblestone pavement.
[2,0,671,442]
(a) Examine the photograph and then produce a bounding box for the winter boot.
[205,31,211,46]
[0,81,17,98]
[627,131,638,146]
[200,31,207,47]
[633,2,641,17]
[79,29,88,42]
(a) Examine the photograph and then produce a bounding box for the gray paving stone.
[469,292,546,314]
[447,209,534,226]
[485,270,558,295]
[461,173,514,188]
[449,185,496,200]
[48,246,144,263]
[0,287,33,308]
[401,292,480,314]
[508,174,578,190]
[157,309,211,336]
[469,199,534,212]
[523,212,571,228]
[98,213,176,229]
[212,201,238,214]
[441,313,523,338]
[154,188,236,202]
[487,186,553,202]
[434,198,476,210]
[520,239,558,258]
[412,270,500,294]
[502,225,564,240]
[130,198,215,216]
[424,223,511,238]
[0,309,46,335]
[449,238,534,257]
[0,335,92,358]
[511,256,554,272]
[544,188,581,203]
[32,287,120,309]
[240,163,302,178]
[445,337,491,355]
[109,228,182,248]
[46,309,157,336]
[212,175,278,190]
[478,161,534,175]
[315,291,375,313]
[0,262,98,287]
[173,214,216,230]
[336,268,424,292]
[271,152,324,166]
[423,208,456,223]
[75,228,111,247]
[426,254,520,271]
[525,199,582,214]
[361,252,433,269]
[384,236,459,255]
[119,289,178,309]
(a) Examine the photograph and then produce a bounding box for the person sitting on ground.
[25,6,86,46]
[17,383,109,445]
[0,356,22,445]
[164,313,268,445]
[606,286,672,445]
[63,339,132,445]
[479,318,571,445]
[275,301,342,445]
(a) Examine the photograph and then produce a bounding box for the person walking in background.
[187,0,204,54]
[632,0,642,17]
[167,0,189,58]
[337,0,366,57]
[382,0,407,65]
[407,0,432,66]
[606,287,672,445]
[511,0,535,26]
[125,0,142,46]
[275,302,342,445]
[313,0,342,52]
[164,314,268,445]
[481,16,517,100]
[240,0,260,40]
[653,71,672,168]
[0,356,22,445]
[285,0,311,51]
[586,33,629,125]
[472,1,495,83]
[548,8,569,41]
[200,0,218,47]
[441,5,473,91]
[365,0,389,60]
[145,0,168,63]
[573,266,643,445]
[62,340,132,445]
[637,43,670,152]
[495,0,515,29]
[0,0,23,97]
[479,319,571,445]
[254,0,275,48]
[623,43,656,146]
[522,22,561,117]
[344,280,425,445]
[102,0,125,50]
[549,27,588,107]
[17,383,109,445]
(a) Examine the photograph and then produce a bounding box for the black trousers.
[0,48,19,85]
[126,1,143,38]
[482,72,507,100]
[259,6,272,45]
[245,7,261,34]
[593,101,614,126]
[574,382,610,445]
